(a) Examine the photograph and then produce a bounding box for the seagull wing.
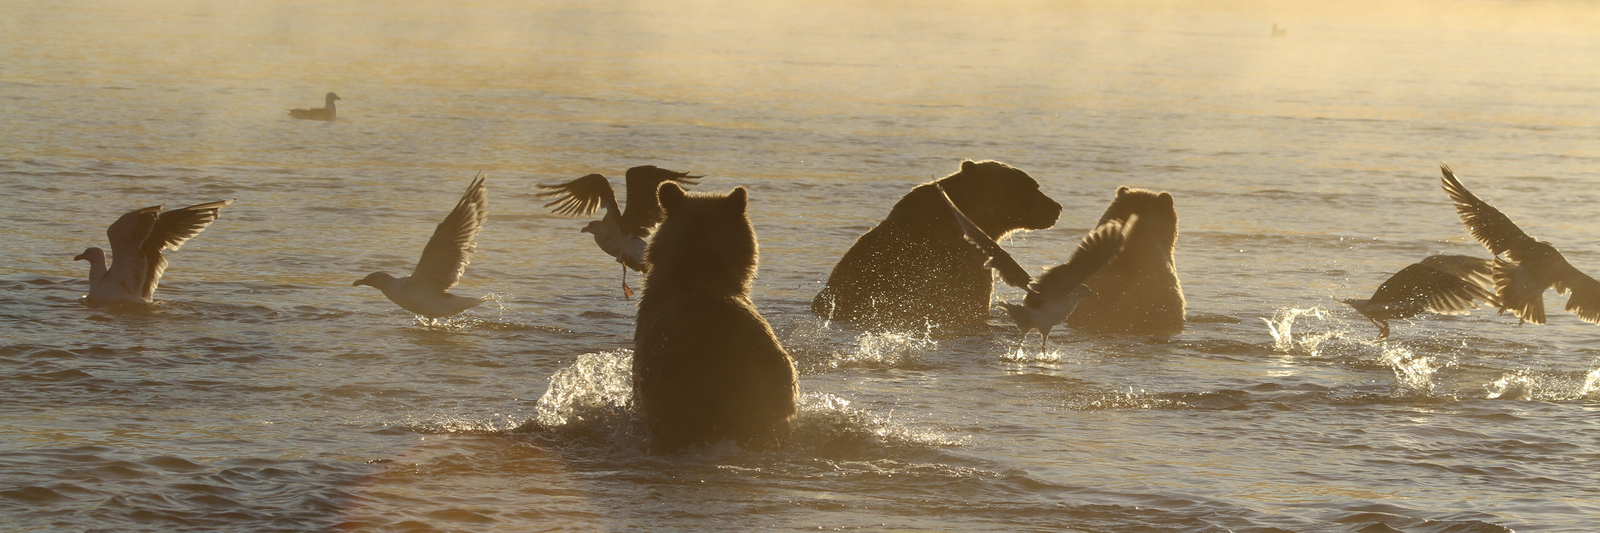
[536,174,619,219]
[937,183,1031,289]
[106,205,162,290]
[621,165,701,237]
[1369,262,1497,318]
[412,176,488,293]
[1556,261,1600,325]
[1440,164,1539,262]
[139,199,233,300]
[1025,218,1126,306]
[1416,254,1495,294]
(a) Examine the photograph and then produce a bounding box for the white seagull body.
[1340,254,1499,339]
[938,184,1126,349]
[355,176,489,320]
[75,199,234,305]
[1440,164,1600,326]
[535,165,699,298]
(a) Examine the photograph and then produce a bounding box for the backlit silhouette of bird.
[536,165,700,298]
[1440,164,1600,326]
[289,92,340,121]
[354,175,489,321]
[74,199,234,305]
[938,184,1125,350]
[1340,254,1499,339]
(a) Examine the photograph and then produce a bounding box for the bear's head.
[936,160,1062,237]
[1095,186,1178,247]
[645,183,758,294]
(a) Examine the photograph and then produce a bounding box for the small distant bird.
[74,199,234,305]
[1440,164,1600,325]
[535,165,700,299]
[289,92,341,121]
[938,184,1125,349]
[354,175,489,320]
[1340,254,1499,339]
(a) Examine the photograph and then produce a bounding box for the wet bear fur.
[811,160,1063,332]
[1066,186,1185,336]
[633,183,799,452]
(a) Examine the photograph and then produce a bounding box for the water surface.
[4,0,1600,531]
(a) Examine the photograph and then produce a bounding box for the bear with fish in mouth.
[632,183,799,452]
[811,160,1063,333]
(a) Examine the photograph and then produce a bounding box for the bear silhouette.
[811,160,1062,332]
[633,183,798,452]
[1066,186,1185,336]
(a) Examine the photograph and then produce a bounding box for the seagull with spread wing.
[74,199,234,305]
[535,165,700,299]
[1440,164,1600,326]
[1340,254,1499,339]
[354,175,489,320]
[937,184,1125,349]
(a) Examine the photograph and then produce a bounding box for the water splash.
[1000,341,1062,364]
[400,412,525,434]
[1482,367,1600,401]
[534,349,634,428]
[790,392,966,451]
[1080,387,1189,410]
[481,291,510,312]
[1378,345,1438,396]
[826,324,939,369]
[1263,307,1335,355]
[1484,369,1536,400]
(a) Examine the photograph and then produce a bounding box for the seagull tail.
[1493,258,1547,325]
[998,302,1042,335]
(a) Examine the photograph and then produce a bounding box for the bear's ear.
[727,187,748,213]
[1157,191,1174,209]
[659,182,687,213]
[1116,186,1130,197]
[961,160,976,172]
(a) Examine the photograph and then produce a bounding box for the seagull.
[1440,164,1600,325]
[938,184,1125,350]
[1340,254,1499,339]
[354,175,489,320]
[74,199,234,305]
[289,92,340,121]
[535,165,700,299]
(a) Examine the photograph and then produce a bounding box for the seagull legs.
[621,263,634,300]
[1362,316,1390,341]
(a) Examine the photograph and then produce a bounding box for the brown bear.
[633,183,798,452]
[1065,186,1185,336]
[810,160,1063,332]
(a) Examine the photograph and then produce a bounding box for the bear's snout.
[1024,195,1063,229]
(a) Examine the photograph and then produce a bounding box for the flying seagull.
[535,165,700,298]
[75,199,234,305]
[938,184,1125,349]
[354,175,489,320]
[289,92,340,121]
[1340,254,1499,339]
[1440,164,1600,325]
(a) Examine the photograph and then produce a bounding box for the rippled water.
[5,0,1600,531]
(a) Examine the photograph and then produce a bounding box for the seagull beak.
[73,253,87,261]
[352,280,365,287]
